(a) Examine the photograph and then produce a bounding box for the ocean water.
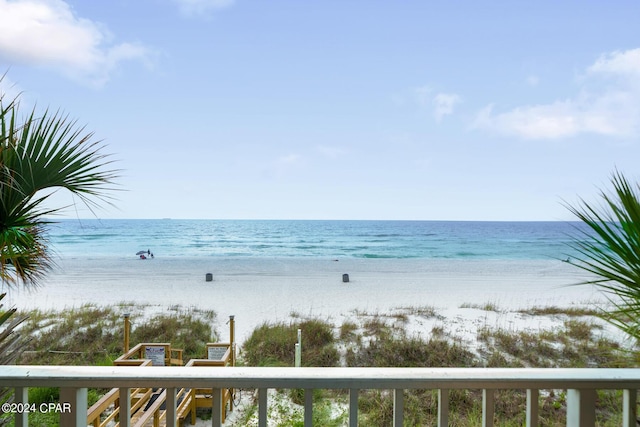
[13,220,600,341]
[46,219,584,260]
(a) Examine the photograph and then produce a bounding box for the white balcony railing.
[1,365,639,427]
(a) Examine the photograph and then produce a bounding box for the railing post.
[212,388,223,427]
[623,389,637,427]
[304,389,313,426]
[119,388,131,427]
[566,389,595,427]
[166,387,177,427]
[482,389,494,427]
[59,387,87,427]
[13,387,28,427]
[438,389,449,427]
[393,389,404,427]
[258,388,268,427]
[349,389,358,426]
[526,389,538,426]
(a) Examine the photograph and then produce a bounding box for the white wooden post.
[212,388,223,427]
[438,389,449,427]
[258,388,268,427]
[482,389,494,427]
[349,388,358,426]
[393,389,404,427]
[526,389,538,426]
[623,389,637,427]
[118,388,130,427]
[566,389,596,427]
[296,329,302,367]
[14,387,28,427]
[304,389,313,426]
[165,387,177,427]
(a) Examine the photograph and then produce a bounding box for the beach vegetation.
[236,307,635,426]
[0,293,30,427]
[565,170,640,343]
[17,304,216,365]
[517,305,600,317]
[339,320,358,340]
[239,319,342,425]
[7,302,638,426]
[0,75,118,421]
[9,304,216,426]
[395,304,441,318]
[131,313,216,359]
[241,318,337,367]
[348,332,477,368]
[460,301,503,312]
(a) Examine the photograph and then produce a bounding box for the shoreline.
[8,257,607,344]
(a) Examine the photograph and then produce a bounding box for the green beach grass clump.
[238,318,343,426]
[241,318,338,367]
[477,319,634,369]
[235,305,637,427]
[347,333,477,368]
[12,304,218,427]
[9,303,639,426]
[17,304,217,365]
[131,312,216,360]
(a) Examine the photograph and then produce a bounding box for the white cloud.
[474,102,579,139]
[433,93,461,122]
[474,48,640,139]
[411,86,461,122]
[172,0,235,16]
[526,75,539,86]
[587,48,640,77]
[0,0,153,86]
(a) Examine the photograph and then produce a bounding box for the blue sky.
[1,0,639,220]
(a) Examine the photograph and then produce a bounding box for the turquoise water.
[16,220,597,337]
[46,219,584,260]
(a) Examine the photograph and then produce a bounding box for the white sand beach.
[7,256,628,426]
[7,257,615,346]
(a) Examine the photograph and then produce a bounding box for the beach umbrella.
[136,250,148,255]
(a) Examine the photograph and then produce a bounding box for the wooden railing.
[1,366,639,427]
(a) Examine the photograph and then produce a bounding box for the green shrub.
[242,319,337,367]
[348,335,477,368]
[28,387,58,405]
[131,314,215,361]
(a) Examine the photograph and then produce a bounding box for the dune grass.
[8,302,638,426]
[18,303,217,366]
[236,304,637,427]
[8,304,217,427]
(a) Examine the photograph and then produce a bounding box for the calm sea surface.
[45,219,584,260]
[16,220,599,339]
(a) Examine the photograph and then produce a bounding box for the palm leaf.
[1,79,119,287]
[565,170,640,342]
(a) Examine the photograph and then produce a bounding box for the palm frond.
[1,76,119,287]
[2,105,120,222]
[565,170,640,342]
